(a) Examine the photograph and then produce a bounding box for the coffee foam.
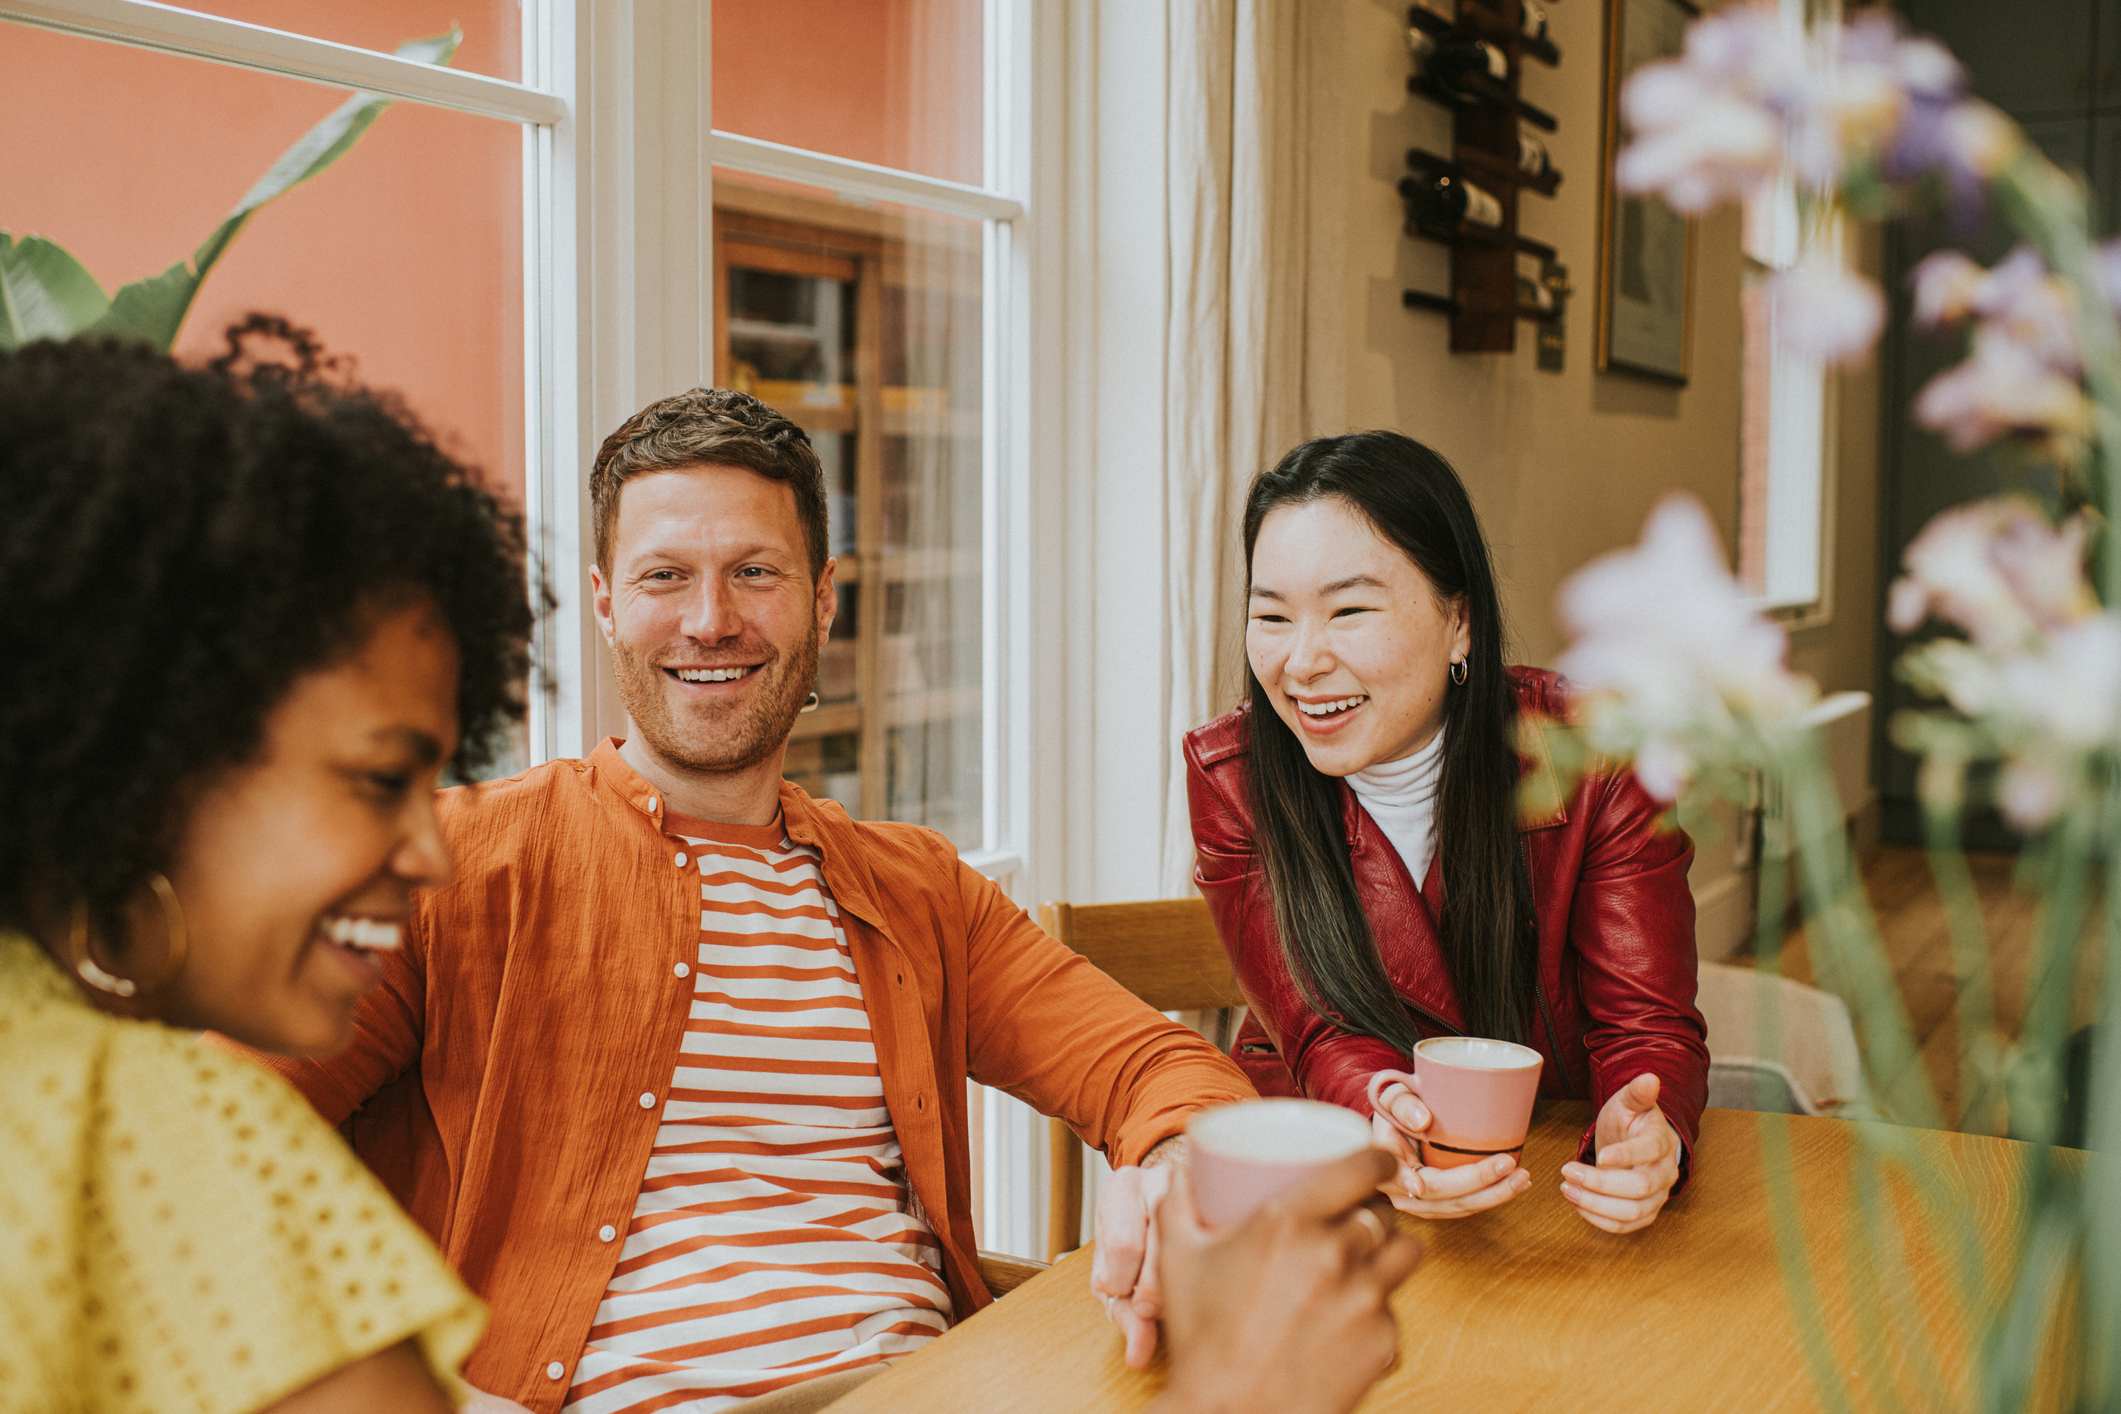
[1189,1099,1371,1164]
[1417,1036,1542,1071]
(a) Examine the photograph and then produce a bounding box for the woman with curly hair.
[0,319,539,1411]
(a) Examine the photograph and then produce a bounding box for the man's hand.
[457,1390,534,1413]
[1090,1136,1182,1367]
[1150,1147,1424,1414]
[1367,1070,1532,1220]
[1561,1072,1682,1234]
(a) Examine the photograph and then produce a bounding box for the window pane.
[716,171,984,848]
[2,26,529,768]
[711,0,983,185]
[162,0,521,82]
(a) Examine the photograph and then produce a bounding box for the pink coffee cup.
[1387,1036,1543,1171]
[1185,1098,1375,1229]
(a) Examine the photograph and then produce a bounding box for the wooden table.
[836,1105,2076,1411]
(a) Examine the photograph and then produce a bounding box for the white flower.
[1769,257,1885,365]
[1994,616,2121,749]
[1555,496,1818,799]
[1996,758,2069,829]
[1936,100,2022,181]
[1911,327,2091,456]
[1910,250,1987,328]
[1886,497,2095,650]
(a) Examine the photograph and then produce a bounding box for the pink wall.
[1,1,983,503]
[712,0,983,185]
[0,4,524,501]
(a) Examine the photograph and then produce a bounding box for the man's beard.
[611,627,819,776]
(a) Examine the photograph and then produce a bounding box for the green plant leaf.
[0,234,111,350]
[85,28,462,349]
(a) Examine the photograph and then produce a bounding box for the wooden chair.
[975,1248,1049,1298]
[1036,898,1247,1261]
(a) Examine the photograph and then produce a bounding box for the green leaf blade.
[0,235,111,350]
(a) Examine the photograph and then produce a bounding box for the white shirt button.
[598,1223,617,1243]
[645,796,658,812]
[673,851,689,869]
[638,1091,656,1109]
[673,961,691,978]
[546,1361,565,1380]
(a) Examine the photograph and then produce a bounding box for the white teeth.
[1296,696,1367,717]
[674,667,752,683]
[322,916,403,952]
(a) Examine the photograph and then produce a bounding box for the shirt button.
[598,1224,617,1243]
[673,851,689,869]
[674,961,691,978]
[546,1360,565,1380]
[645,796,658,813]
[638,1092,656,1109]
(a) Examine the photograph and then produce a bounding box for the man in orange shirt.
[256,388,1270,1412]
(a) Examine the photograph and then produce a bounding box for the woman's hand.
[1366,1070,1532,1220]
[1561,1072,1682,1234]
[1091,1138,1181,1367]
[1151,1148,1424,1414]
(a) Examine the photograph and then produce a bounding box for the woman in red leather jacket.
[1185,431,1708,1234]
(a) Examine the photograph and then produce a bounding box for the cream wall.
[1052,0,1885,918]
[1304,0,1744,664]
[1296,1,1886,946]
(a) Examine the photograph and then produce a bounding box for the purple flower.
[1614,5,2019,221]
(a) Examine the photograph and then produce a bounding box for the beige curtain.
[1157,0,1314,894]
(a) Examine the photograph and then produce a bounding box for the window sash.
[0,0,564,121]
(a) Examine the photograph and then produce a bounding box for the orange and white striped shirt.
[562,813,952,1414]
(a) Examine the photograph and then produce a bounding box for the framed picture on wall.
[1597,0,1698,384]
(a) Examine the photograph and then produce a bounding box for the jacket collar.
[586,738,898,943]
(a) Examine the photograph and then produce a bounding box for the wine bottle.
[1407,31,1509,103]
[1400,171,1505,238]
[1516,272,1556,317]
[1516,129,1556,183]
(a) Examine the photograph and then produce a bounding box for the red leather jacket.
[1184,667,1709,1166]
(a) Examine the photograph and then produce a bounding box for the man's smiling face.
[592,463,836,775]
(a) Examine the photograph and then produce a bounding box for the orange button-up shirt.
[251,741,1251,1410]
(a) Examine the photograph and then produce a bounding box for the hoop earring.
[66,873,189,999]
[1450,658,1468,687]
[800,691,821,714]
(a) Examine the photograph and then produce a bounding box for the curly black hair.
[0,315,541,942]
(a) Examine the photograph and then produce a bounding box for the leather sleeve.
[1184,732,1403,1118]
[1566,767,1710,1178]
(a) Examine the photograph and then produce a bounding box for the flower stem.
[1922,802,2000,1132]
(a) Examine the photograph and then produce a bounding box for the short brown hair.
[590,387,829,576]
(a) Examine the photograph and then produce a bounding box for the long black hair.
[1241,431,1537,1047]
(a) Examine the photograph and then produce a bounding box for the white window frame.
[1738,0,1840,627]
[4,0,1060,1260]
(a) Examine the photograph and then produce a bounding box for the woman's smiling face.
[1245,495,1470,778]
[151,598,462,1056]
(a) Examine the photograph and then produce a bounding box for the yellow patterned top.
[0,931,484,1411]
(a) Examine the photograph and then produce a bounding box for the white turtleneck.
[1348,727,1446,891]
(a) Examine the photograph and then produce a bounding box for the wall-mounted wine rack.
[1400,0,1573,365]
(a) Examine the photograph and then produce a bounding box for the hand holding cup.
[1367,1036,1543,1220]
